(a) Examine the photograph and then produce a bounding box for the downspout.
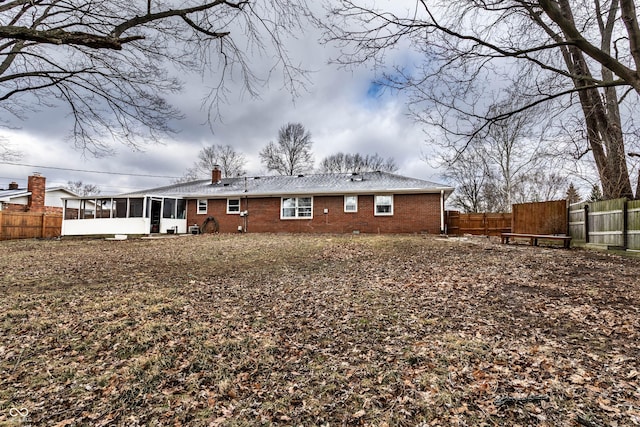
[244,197,249,232]
[440,190,445,234]
[243,177,249,233]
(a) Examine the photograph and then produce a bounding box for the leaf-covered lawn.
[1,234,638,426]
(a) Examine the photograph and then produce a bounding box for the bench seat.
[501,233,572,248]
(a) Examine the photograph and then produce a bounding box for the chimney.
[8,182,19,190]
[211,165,222,184]
[27,173,46,212]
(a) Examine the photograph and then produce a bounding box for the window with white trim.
[281,197,313,219]
[197,199,207,214]
[344,195,358,213]
[374,195,393,216]
[227,199,240,214]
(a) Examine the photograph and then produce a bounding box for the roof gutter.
[184,187,456,199]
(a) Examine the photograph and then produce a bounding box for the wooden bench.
[501,233,572,248]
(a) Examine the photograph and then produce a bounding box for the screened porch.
[62,196,187,236]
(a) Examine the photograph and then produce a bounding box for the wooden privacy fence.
[446,211,511,236]
[569,198,640,250]
[511,200,568,234]
[0,211,62,240]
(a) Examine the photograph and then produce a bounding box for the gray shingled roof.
[118,171,454,199]
[0,188,30,201]
[1,187,79,199]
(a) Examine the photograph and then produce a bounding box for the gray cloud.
[0,4,443,195]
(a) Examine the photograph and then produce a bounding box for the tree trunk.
[556,1,634,199]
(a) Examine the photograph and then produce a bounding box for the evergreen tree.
[588,184,603,202]
[566,183,581,205]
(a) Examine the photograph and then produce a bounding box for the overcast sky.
[0,3,441,195]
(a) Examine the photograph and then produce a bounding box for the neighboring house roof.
[0,187,80,203]
[117,171,454,199]
[46,186,79,195]
[0,188,30,202]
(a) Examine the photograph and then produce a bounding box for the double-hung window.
[227,199,240,214]
[344,195,358,213]
[281,197,313,219]
[374,195,393,216]
[197,199,207,214]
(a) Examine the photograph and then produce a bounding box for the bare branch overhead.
[0,0,311,155]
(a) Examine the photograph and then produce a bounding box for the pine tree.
[588,184,603,202]
[566,183,581,205]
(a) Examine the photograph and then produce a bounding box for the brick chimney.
[8,181,19,190]
[211,165,222,184]
[27,173,46,212]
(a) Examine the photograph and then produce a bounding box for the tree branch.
[538,0,639,91]
[0,26,143,50]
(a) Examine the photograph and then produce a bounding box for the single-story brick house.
[61,168,454,236]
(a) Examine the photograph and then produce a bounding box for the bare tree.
[324,0,640,199]
[478,101,549,209]
[320,152,398,173]
[513,171,569,203]
[66,181,101,196]
[260,123,314,175]
[0,1,310,156]
[444,98,564,210]
[0,140,20,161]
[173,168,202,184]
[177,144,247,183]
[441,149,490,212]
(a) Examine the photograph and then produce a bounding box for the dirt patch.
[1,234,638,426]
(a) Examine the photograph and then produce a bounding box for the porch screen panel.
[163,198,176,218]
[114,198,127,218]
[97,199,112,218]
[176,200,186,219]
[129,198,144,217]
[80,200,93,219]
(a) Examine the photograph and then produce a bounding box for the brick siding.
[187,193,442,234]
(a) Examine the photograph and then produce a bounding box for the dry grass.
[0,234,638,426]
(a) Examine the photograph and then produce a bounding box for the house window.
[281,197,313,219]
[374,195,393,216]
[227,199,240,214]
[197,199,207,214]
[344,195,358,213]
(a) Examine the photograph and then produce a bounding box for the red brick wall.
[1,203,29,213]
[186,193,442,234]
[1,203,61,214]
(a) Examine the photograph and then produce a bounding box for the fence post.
[623,200,628,250]
[483,212,487,235]
[40,212,46,238]
[0,210,3,240]
[584,204,590,244]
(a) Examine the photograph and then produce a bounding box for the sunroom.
[62,195,187,236]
